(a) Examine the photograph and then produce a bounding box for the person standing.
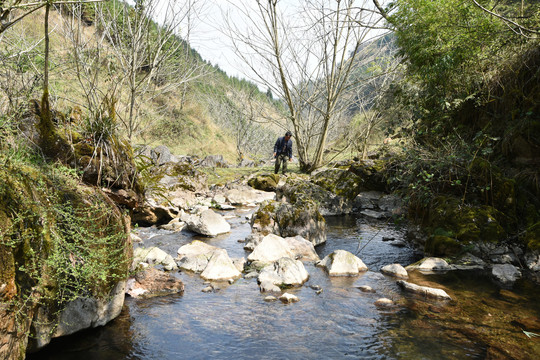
[273,131,293,175]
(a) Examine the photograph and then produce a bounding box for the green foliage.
[0,161,130,325]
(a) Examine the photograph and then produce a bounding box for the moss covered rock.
[311,168,363,200]
[423,196,506,256]
[247,174,280,192]
[348,159,389,192]
[251,200,327,246]
[277,177,353,216]
[0,162,131,358]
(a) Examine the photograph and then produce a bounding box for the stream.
[30,208,540,359]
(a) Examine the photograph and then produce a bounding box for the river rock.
[374,298,394,307]
[406,257,451,272]
[259,280,281,293]
[225,188,275,205]
[258,257,309,287]
[150,145,172,165]
[279,293,299,303]
[451,253,486,270]
[264,296,278,302]
[317,250,368,276]
[176,241,218,272]
[284,235,320,261]
[200,249,242,281]
[247,234,295,263]
[492,264,522,286]
[248,174,281,192]
[31,281,127,350]
[353,191,383,210]
[381,264,408,279]
[251,200,327,246]
[159,217,186,232]
[182,209,230,237]
[132,203,176,226]
[126,268,184,298]
[396,280,452,300]
[277,176,353,216]
[233,257,246,272]
[525,251,540,271]
[133,247,178,271]
[357,285,376,293]
[200,154,229,168]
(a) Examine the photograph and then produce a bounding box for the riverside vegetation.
[1,0,540,359]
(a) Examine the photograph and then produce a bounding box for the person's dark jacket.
[274,136,293,159]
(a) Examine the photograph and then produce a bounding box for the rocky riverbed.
[29,209,540,359]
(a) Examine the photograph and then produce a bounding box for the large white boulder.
[317,250,368,276]
[200,249,242,281]
[177,240,219,272]
[247,234,296,263]
[182,209,230,237]
[258,257,309,287]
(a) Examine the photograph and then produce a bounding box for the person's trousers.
[274,154,288,174]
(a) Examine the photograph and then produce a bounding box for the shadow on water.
[29,212,540,359]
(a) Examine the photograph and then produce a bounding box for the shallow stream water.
[30,209,540,360]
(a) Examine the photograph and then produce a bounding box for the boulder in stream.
[181,209,231,237]
[200,249,242,281]
[491,264,522,287]
[126,268,184,298]
[406,257,452,272]
[316,250,368,276]
[396,280,452,300]
[258,257,309,287]
[381,264,408,279]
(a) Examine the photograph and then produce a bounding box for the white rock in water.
[258,257,309,287]
[133,247,177,271]
[374,298,394,307]
[397,280,452,300]
[259,280,281,293]
[177,240,219,273]
[284,235,320,261]
[182,209,230,237]
[247,234,295,263]
[357,285,376,293]
[492,264,521,286]
[317,250,368,276]
[381,264,408,279]
[279,293,299,303]
[407,257,451,271]
[200,249,242,281]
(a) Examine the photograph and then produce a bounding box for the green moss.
[423,196,506,255]
[525,222,540,250]
[425,235,462,256]
[247,174,280,191]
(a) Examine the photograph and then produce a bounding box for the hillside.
[0,2,281,163]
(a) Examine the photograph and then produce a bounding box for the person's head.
[285,131,292,140]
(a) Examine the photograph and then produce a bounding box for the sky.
[162,0,388,88]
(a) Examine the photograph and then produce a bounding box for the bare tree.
[224,0,386,172]
[206,86,278,162]
[97,0,209,140]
